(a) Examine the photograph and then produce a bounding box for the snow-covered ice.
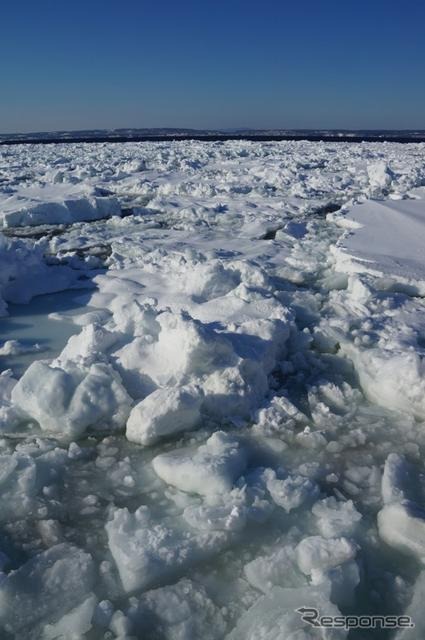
[0,182,120,228]
[152,431,248,496]
[126,384,203,445]
[1,139,425,636]
[0,543,95,636]
[332,188,425,293]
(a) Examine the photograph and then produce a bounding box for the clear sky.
[1,0,424,133]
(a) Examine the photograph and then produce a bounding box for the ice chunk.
[105,506,228,593]
[226,584,346,639]
[0,544,95,635]
[0,234,76,313]
[382,453,410,505]
[378,454,425,561]
[0,369,21,431]
[378,501,425,561]
[115,305,290,419]
[93,600,114,629]
[367,161,393,190]
[312,497,362,538]
[184,501,248,533]
[109,610,132,636]
[395,570,425,639]
[333,195,425,293]
[180,261,240,301]
[264,468,318,513]
[110,296,160,337]
[118,310,237,389]
[0,452,37,522]
[252,394,309,439]
[0,339,42,356]
[152,431,248,496]
[126,385,203,446]
[244,545,305,593]
[346,347,425,421]
[127,578,227,639]
[183,483,272,533]
[201,364,268,419]
[42,593,97,639]
[295,536,358,575]
[232,316,291,376]
[59,322,119,362]
[0,182,121,227]
[12,359,132,439]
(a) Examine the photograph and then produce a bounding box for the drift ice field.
[1,139,425,638]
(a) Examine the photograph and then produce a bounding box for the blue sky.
[1,0,424,132]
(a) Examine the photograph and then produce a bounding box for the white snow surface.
[332,188,425,293]
[1,139,425,637]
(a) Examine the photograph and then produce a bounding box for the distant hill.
[1,128,425,145]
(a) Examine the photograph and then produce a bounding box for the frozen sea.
[1,140,425,638]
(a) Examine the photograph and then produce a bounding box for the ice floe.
[0,139,425,637]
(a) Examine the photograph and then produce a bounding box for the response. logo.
[296,607,415,631]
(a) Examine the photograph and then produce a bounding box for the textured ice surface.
[12,358,132,438]
[0,543,95,636]
[0,182,120,227]
[226,584,346,639]
[332,189,425,292]
[105,505,229,593]
[126,578,227,639]
[1,139,425,636]
[152,431,248,496]
[126,384,203,445]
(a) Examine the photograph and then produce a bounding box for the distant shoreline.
[1,132,425,146]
